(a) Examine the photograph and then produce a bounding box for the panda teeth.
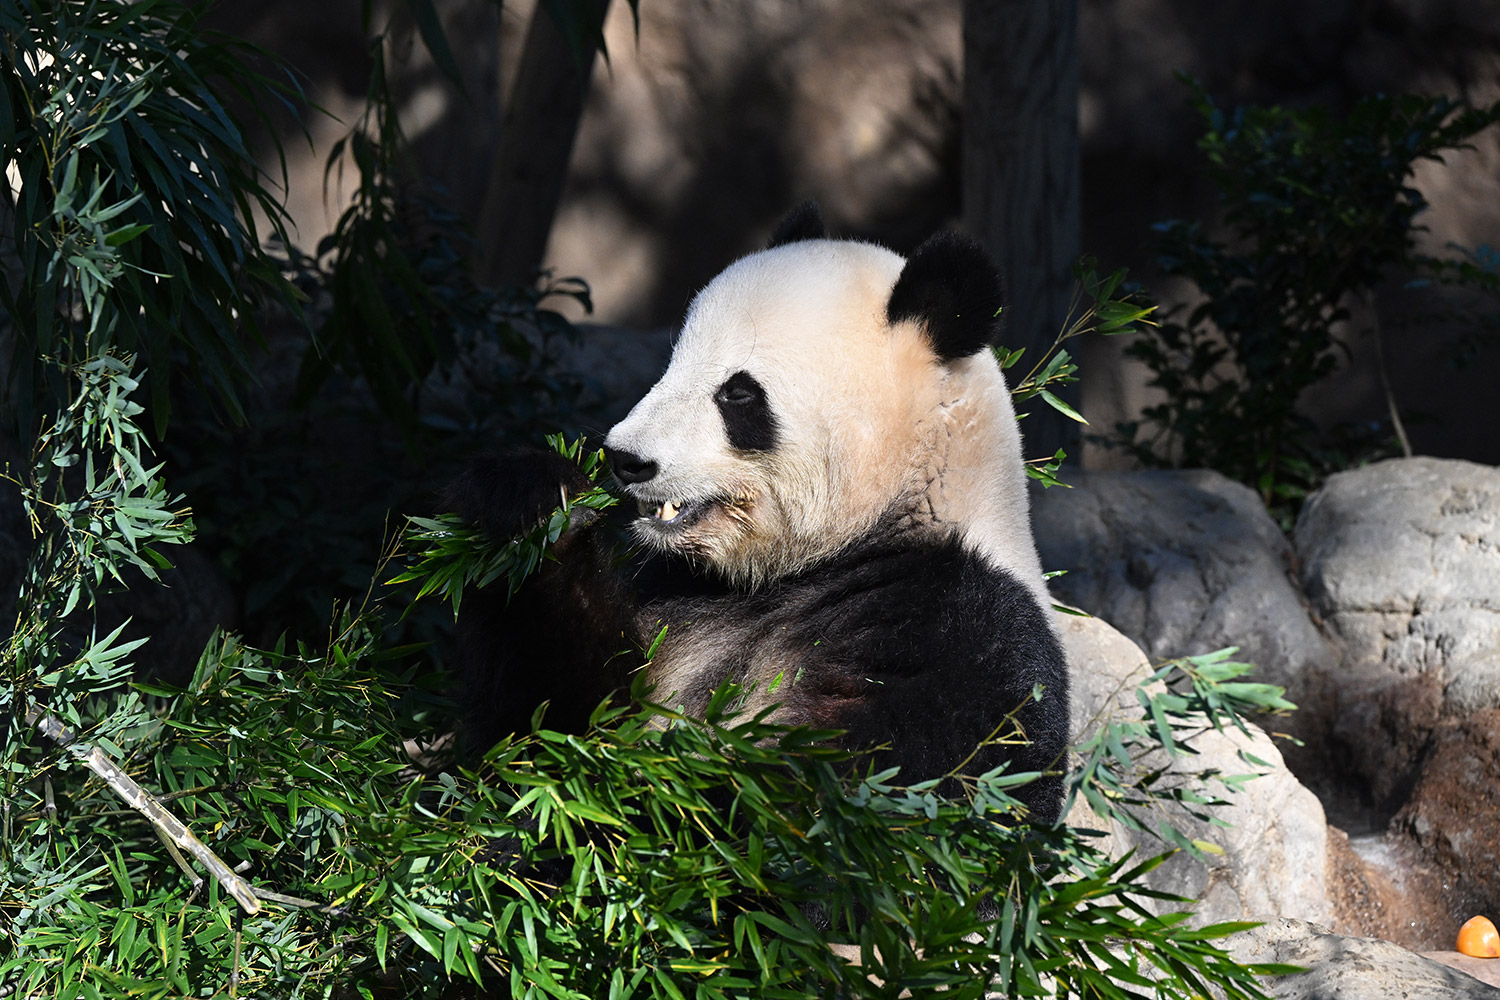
[637,498,689,523]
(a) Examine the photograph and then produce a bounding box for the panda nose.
[605,446,658,485]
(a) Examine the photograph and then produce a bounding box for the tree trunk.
[476,0,610,289]
[961,0,1081,463]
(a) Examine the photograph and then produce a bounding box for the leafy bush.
[166,208,598,641]
[170,0,611,642]
[0,0,602,642]
[0,0,300,433]
[289,37,596,437]
[1117,79,1500,517]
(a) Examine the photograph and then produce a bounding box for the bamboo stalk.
[25,706,262,914]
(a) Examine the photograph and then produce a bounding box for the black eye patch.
[714,371,778,452]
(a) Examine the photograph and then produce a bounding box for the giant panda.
[444,203,1069,823]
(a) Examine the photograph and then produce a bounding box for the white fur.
[603,238,1051,611]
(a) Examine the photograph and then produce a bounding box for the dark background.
[208,0,1500,466]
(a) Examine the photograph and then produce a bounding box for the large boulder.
[1034,470,1340,778]
[1057,611,1334,927]
[1038,459,1500,960]
[1061,610,1495,990]
[1294,457,1500,812]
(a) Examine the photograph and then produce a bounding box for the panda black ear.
[766,200,826,248]
[886,231,1003,362]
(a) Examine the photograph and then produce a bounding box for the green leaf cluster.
[392,434,619,616]
[3,615,1295,998]
[0,0,302,433]
[998,261,1156,487]
[1069,649,1297,858]
[1117,78,1500,519]
[4,354,191,759]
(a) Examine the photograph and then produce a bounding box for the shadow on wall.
[542,0,964,326]
[222,0,1500,466]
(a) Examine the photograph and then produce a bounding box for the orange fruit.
[1458,915,1500,958]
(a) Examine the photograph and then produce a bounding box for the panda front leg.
[440,449,638,754]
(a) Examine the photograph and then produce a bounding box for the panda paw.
[441,448,595,541]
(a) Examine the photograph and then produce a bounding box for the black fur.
[637,528,1067,819]
[714,370,779,452]
[441,452,635,747]
[765,200,827,248]
[886,231,1005,361]
[445,452,1068,822]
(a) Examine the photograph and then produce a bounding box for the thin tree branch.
[1367,297,1413,458]
[25,706,262,914]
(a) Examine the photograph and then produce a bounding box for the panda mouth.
[637,496,708,528]
[644,499,681,522]
[634,494,731,532]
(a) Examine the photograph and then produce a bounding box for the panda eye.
[715,382,757,406]
[713,371,778,451]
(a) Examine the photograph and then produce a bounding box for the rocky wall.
[1035,456,1500,952]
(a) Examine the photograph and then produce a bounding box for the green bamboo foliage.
[3,610,1300,998]
[997,260,1156,487]
[0,0,301,433]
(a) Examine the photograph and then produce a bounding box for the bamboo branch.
[251,885,352,917]
[155,825,205,906]
[230,912,243,997]
[25,706,262,914]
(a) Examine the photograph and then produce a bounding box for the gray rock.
[1034,470,1340,769]
[1058,612,1334,928]
[1228,918,1500,999]
[1294,457,1500,810]
[1058,605,1155,740]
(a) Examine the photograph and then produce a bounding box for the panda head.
[604,203,1038,591]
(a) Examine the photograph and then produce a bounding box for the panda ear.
[886,231,1004,362]
[766,200,826,248]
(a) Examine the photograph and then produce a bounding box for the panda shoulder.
[840,534,1055,646]
[941,541,1058,638]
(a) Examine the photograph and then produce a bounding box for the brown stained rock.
[1393,709,1500,920]
[1327,824,1461,952]
[1337,671,1447,813]
[1295,458,1500,825]
[1328,824,1408,944]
